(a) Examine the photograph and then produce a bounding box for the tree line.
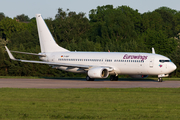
[0,5,180,77]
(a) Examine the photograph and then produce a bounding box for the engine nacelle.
[129,75,148,79]
[88,67,109,78]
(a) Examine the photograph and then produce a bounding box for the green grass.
[0,88,180,119]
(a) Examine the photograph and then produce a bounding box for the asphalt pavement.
[0,78,179,88]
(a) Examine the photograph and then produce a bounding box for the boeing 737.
[5,14,177,82]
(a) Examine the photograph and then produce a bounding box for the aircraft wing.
[5,46,114,71]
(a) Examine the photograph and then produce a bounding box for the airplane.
[5,14,177,82]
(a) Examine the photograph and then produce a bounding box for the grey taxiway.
[0,78,179,88]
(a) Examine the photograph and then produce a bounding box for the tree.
[140,29,177,55]
[0,12,5,21]
[141,11,163,32]
[89,5,138,51]
[117,6,142,34]
[173,11,180,36]
[155,7,177,37]
[0,17,27,40]
[53,8,90,46]
[16,14,30,22]
[55,8,67,19]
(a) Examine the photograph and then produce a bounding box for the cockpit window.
[159,60,171,63]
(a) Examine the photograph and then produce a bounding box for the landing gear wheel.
[86,76,94,81]
[115,76,118,81]
[110,75,114,81]
[110,75,118,81]
[158,78,163,82]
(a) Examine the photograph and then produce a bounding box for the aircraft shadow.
[39,77,157,82]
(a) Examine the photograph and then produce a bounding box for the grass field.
[0,88,180,119]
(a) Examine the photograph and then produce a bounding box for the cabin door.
[149,58,154,68]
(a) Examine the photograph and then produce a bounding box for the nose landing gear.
[158,78,163,82]
[158,74,168,82]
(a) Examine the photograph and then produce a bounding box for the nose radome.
[173,64,177,71]
[169,63,177,72]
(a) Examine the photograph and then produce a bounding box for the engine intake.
[88,67,109,78]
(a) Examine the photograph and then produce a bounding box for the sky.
[1,0,180,19]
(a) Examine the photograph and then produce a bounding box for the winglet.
[152,47,155,54]
[5,46,17,60]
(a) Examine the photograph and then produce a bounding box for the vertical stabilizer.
[36,14,69,53]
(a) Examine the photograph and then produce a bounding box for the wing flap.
[20,59,91,69]
[5,46,46,57]
[5,46,17,60]
[9,51,46,57]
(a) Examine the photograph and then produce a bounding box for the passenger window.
[159,60,163,63]
[159,60,171,63]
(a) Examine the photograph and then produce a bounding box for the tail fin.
[36,14,69,53]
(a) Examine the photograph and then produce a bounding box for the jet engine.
[88,67,109,78]
[129,75,148,78]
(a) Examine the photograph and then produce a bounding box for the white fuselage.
[40,52,176,76]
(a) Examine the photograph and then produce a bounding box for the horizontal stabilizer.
[5,46,17,61]
[9,50,46,57]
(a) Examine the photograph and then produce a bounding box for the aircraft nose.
[169,63,177,72]
[173,64,177,71]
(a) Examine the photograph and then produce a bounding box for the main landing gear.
[110,75,118,81]
[86,75,118,81]
[86,76,94,81]
[158,78,163,82]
